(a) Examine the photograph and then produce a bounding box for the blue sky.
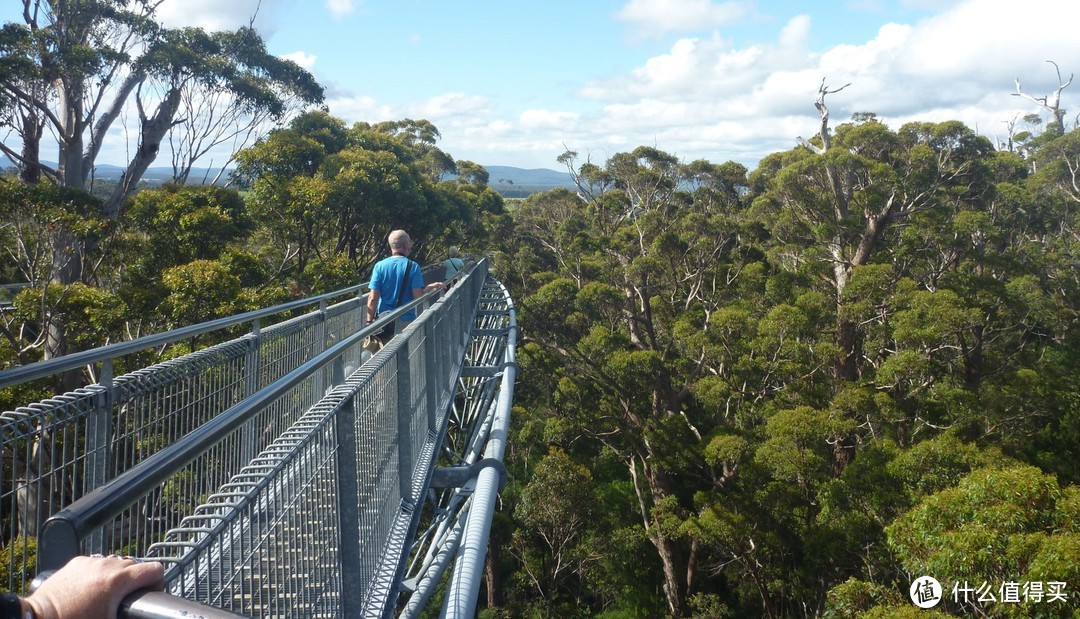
[5,0,1080,172]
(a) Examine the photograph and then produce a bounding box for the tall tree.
[754,86,996,468]
[510,147,753,616]
[0,1,321,372]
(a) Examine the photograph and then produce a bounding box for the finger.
[127,561,166,590]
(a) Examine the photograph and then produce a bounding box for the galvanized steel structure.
[0,260,516,618]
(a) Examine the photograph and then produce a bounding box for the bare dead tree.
[167,85,309,187]
[814,77,851,151]
[1014,60,1073,133]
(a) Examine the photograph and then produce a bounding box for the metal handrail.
[121,590,250,619]
[36,282,446,572]
[444,280,517,617]
[0,283,367,389]
[0,262,447,389]
[3,258,509,617]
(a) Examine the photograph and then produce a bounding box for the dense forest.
[2,3,1079,617]
[491,103,1080,617]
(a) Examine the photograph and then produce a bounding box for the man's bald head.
[389,230,411,254]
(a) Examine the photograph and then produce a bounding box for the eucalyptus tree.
[0,0,322,371]
[500,97,1080,616]
[237,112,503,288]
[751,88,1001,472]
[510,147,754,617]
[233,114,336,280]
[0,1,322,209]
[370,118,456,182]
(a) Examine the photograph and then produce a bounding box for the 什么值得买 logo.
[910,576,943,609]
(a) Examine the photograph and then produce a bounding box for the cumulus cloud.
[409,93,494,120]
[174,0,1075,171]
[519,110,581,130]
[580,34,764,103]
[281,51,317,71]
[155,0,354,33]
[325,95,397,123]
[155,0,281,33]
[326,0,356,20]
[616,0,753,37]
[563,0,1080,168]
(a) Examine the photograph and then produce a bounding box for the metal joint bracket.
[430,458,508,490]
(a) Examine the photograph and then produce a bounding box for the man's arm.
[366,290,380,322]
[412,282,443,299]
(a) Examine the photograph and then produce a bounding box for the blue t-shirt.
[370,255,424,321]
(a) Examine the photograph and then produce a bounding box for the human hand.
[27,555,165,619]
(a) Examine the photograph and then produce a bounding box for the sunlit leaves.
[886,465,1079,595]
[0,180,111,284]
[755,406,856,489]
[160,259,241,326]
[500,124,1080,616]
[12,283,126,350]
[126,184,251,269]
[703,433,749,472]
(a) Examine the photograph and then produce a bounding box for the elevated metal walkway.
[0,259,516,617]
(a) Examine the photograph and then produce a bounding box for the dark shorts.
[373,320,397,345]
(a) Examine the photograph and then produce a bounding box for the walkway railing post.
[334,392,363,616]
[396,342,414,502]
[424,319,439,433]
[85,357,113,552]
[86,358,113,493]
[245,318,262,397]
[241,318,262,465]
[318,299,329,394]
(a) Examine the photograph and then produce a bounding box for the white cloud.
[325,95,397,124]
[143,0,1078,172]
[409,93,494,120]
[326,0,356,20]
[580,34,764,102]
[155,0,282,33]
[616,0,753,37]
[777,14,810,49]
[281,51,317,71]
[520,110,581,130]
[560,0,1080,170]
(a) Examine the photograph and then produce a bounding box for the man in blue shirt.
[366,230,442,342]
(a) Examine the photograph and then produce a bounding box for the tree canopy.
[495,113,1079,618]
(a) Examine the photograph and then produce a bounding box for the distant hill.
[1,157,572,197]
[484,166,575,198]
[0,157,230,184]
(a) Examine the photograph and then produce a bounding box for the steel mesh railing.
[128,263,495,617]
[0,260,514,618]
[0,287,367,593]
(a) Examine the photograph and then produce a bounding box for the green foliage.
[233,110,504,283]
[887,465,1075,585]
[161,259,242,326]
[823,578,903,618]
[127,184,252,270]
[0,536,37,595]
[1,67,1078,617]
[500,122,1080,617]
[0,179,112,284]
[756,406,856,489]
[12,283,127,351]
